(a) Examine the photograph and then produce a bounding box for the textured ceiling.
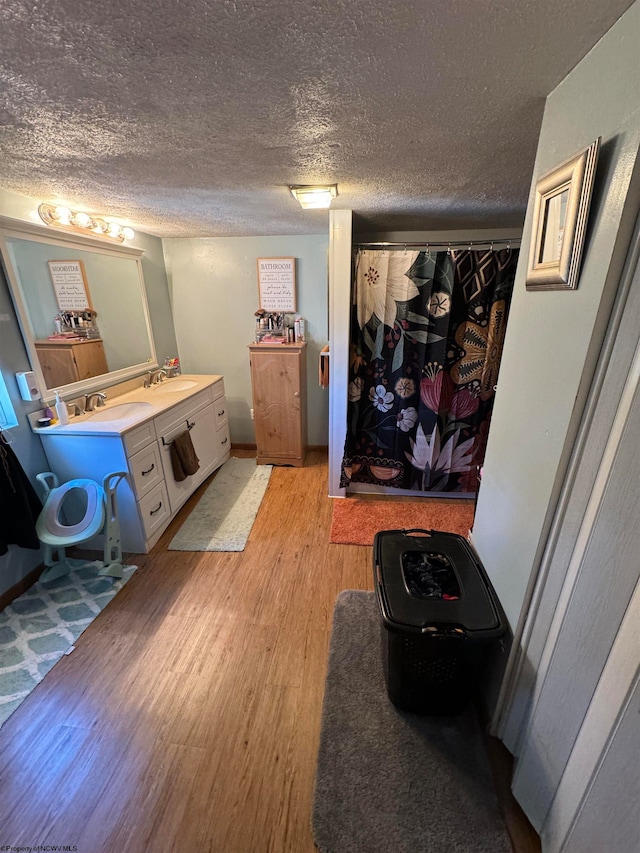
[0,0,634,237]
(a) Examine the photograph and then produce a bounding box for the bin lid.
[373,529,504,637]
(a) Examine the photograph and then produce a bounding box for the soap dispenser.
[54,391,70,426]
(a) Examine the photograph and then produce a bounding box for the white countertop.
[32,374,223,437]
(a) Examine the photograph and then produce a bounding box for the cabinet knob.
[293,391,300,397]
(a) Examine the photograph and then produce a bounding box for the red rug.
[330,498,475,546]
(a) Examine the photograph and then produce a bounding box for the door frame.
[493,214,640,747]
[486,213,640,853]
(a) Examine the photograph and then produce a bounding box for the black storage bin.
[373,528,506,715]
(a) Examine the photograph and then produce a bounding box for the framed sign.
[48,260,92,311]
[257,257,296,312]
[526,139,599,291]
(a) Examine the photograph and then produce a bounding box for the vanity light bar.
[38,203,134,243]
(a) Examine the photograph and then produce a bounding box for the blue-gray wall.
[163,235,329,445]
[473,3,640,632]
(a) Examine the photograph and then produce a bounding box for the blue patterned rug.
[0,562,136,728]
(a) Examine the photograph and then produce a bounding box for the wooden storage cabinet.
[35,338,108,387]
[249,343,306,466]
[39,377,231,553]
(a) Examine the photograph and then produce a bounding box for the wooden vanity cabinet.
[249,343,307,466]
[35,338,108,387]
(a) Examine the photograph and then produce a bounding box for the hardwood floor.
[0,451,539,852]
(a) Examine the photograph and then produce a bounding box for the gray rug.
[168,456,272,551]
[312,590,511,853]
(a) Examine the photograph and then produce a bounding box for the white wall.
[472,2,640,632]
[163,234,329,445]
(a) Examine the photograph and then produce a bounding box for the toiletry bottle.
[54,391,70,425]
[42,404,56,425]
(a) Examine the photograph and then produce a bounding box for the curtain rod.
[354,239,520,251]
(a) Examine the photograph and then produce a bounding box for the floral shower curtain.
[340,247,519,492]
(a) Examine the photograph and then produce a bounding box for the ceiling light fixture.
[289,185,338,210]
[38,202,135,242]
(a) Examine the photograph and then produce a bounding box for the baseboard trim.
[232,443,328,453]
[0,563,43,610]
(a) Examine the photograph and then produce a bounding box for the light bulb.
[72,212,92,228]
[54,206,72,224]
[38,202,130,242]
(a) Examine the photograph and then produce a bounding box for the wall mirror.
[0,216,157,401]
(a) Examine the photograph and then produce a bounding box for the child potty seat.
[35,470,129,582]
[37,478,105,544]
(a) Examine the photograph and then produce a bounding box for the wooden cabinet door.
[250,345,306,465]
[35,345,78,387]
[72,340,108,380]
[35,339,108,386]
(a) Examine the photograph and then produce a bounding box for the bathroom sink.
[86,401,152,422]
[151,379,198,392]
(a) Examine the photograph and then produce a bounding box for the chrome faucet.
[144,368,168,387]
[85,391,107,411]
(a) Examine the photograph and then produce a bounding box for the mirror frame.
[525,138,599,291]
[0,215,158,401]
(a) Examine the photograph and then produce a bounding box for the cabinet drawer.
[154,389,212,441]
[128,442,163,498]
[138,482,171,538]
[215,424,231,459]
[124,420,157,456]
[215,397,228,431]
[211,378,225,401]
